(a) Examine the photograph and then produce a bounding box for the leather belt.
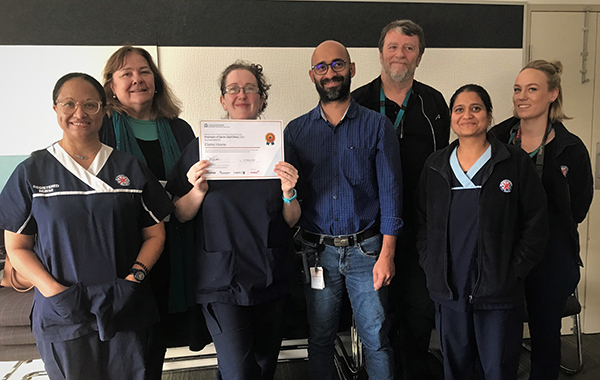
[301,225,380,247]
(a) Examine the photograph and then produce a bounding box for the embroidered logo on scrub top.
[499,179,513,193]
[32,184,60,193]
[115,174,131,186]
[561,165,569,177]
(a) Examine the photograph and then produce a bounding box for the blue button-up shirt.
[285,99,403,236]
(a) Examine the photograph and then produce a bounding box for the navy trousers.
[435,304,523,380]
[37,328,149,380]
[201,296,288,380]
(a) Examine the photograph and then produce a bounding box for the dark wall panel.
[0,1,523,48]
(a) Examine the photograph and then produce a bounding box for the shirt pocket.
[342,146,374,185]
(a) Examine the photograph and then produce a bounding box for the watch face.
[133,269,146,281]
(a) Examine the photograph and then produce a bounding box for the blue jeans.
[302,233,393,380]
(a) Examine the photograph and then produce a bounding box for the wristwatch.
[129,268,147,282]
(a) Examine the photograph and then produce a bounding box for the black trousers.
[525,240,580,380]
[389,234,436,380]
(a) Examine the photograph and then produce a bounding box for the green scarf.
[111,111,195,313]
[111,111,181,177]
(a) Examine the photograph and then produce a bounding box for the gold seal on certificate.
[199,120,284,179]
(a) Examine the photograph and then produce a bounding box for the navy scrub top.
[166,138,295,306]
[0,143,173,342]
[434,145,489,311]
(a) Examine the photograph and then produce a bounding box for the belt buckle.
[333,236,350,247]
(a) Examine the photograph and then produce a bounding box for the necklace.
[60,141,101,161]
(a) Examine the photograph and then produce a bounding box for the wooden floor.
[162,333,600,380]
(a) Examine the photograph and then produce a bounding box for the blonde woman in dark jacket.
[490,60,593,380]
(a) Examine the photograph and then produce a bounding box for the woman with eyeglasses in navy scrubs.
[0,73,172,380]
[167,61,301,380]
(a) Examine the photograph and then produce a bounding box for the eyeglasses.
[56,99,102,115]
[311,60,347,75]
[223,85,260,95]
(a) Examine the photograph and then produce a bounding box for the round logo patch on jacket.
[499,179,513,193]
[115,174,131,186]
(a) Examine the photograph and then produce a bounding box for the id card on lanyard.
[380,86,412,138]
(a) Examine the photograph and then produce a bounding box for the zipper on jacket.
[469,185,487,302]
[418,94,437,152]
[428,164,454,299]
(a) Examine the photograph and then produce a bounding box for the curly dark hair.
[219,60,271,116]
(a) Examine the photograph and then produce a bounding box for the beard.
[382,61,416,83]
[315,72,352,103]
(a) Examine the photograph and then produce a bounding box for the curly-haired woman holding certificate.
[167,61,300,380]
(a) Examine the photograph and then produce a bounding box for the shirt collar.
[310,98,358,123]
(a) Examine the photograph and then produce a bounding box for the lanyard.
[380,86,412,136]
[508,122,552,178]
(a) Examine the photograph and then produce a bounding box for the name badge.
[310,267,325,290]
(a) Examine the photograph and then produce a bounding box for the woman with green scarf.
[98,45,206,380]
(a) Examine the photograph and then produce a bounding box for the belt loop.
[319,234,325,245]
[352,233,359,246]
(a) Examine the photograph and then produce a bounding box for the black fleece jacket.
[416,135,549,305]
[490,118,593,266]
[352,78,450,233]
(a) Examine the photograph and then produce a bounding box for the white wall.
[0,45,521,154]
[161,47,521,135]
[0,46,157,156]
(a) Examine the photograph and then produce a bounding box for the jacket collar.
[429,134,511,181]
[493,117,579,157]
[376,76,425,97]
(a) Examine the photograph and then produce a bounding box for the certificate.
[199,120,284,179]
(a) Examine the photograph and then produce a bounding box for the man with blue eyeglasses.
[285,40,402,380]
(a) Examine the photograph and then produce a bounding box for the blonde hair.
[103,46,181,119]
[520,60,571,123]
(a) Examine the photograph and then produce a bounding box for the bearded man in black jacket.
[352,19,450,380]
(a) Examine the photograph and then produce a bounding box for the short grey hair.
[378,19,425,57]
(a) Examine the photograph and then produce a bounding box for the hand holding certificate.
[199,120,284,179]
